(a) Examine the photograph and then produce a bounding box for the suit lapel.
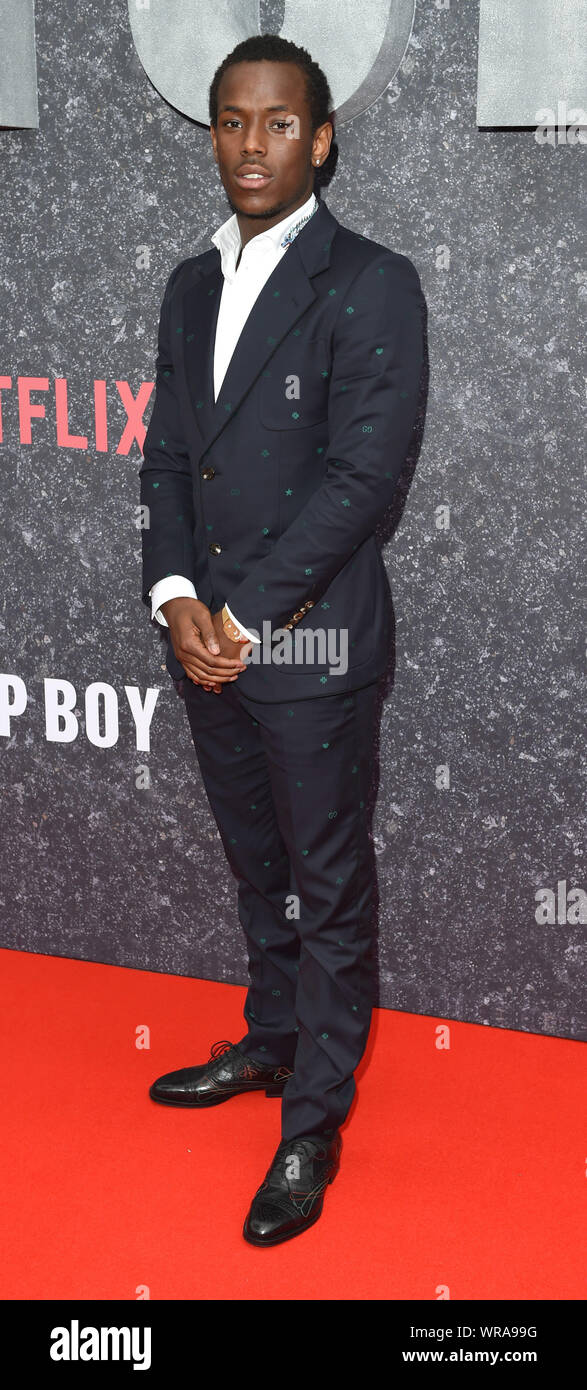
[182,199,338,457]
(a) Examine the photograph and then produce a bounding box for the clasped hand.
[160,597,250,693]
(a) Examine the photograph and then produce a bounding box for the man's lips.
[234,169,273,189]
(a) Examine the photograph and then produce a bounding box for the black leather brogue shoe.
[149,1039,293,1107]
[243,1130,342,1246]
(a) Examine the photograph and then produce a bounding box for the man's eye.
[221,119,293,131]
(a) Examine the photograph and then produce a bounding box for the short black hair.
[208,32,332,135]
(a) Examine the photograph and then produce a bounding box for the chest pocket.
[258,337,330,430]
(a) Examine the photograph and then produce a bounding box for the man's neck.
[236,189,314,255]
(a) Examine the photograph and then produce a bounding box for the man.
[139,33,424,1246]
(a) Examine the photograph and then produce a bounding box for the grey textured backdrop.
[0,2,584,1039]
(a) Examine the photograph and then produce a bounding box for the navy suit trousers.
[183,676,380,1140]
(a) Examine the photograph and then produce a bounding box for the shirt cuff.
[149,576,198,626]
[224,602,261,644]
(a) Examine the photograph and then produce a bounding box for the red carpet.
[0,947,584,1300]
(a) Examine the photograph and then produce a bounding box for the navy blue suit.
[139,198,424,1137]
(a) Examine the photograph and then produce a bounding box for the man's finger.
[180,634,246,673]
[180,654,240,684]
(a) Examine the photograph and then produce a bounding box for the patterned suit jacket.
[139,197,424,701]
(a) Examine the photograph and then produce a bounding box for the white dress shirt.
[149,190,318,644]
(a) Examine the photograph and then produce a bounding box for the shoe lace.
[209,1039,236,1060]
[274,1136,329,1164]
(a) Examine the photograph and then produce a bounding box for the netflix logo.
[0,374,153,454]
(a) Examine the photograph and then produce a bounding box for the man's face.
[210,60,331,228]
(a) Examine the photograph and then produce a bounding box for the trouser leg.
[183,680,299,1066]
[237,683,379,1140]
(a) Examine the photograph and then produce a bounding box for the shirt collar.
[211,190,317,283]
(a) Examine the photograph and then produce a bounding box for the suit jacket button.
[201,467,215,480]
[209,542,222,555]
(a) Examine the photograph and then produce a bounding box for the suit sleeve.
[138,261,196,611]
[223,251,424,634]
